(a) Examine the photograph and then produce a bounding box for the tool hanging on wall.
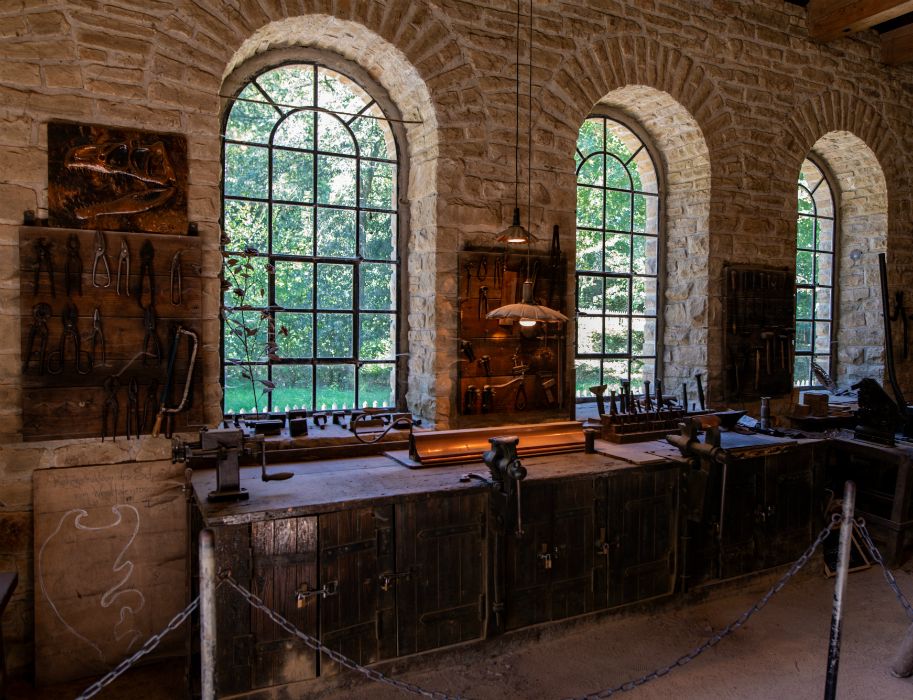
[464,384,478,414]
[32,238,55,297]
[541,378,556,405]
[892,290,908,361]
[478,355,492,376]
[23,302,50,373]
[170,250,183,305]
[478,286,489,318]
[153,325,198,438]
[92,230,110,288]
[493,254,504,291]
[88,307,106,368]
[46,303,91,375]
[463,261,473,298]
[136,239,155,307]
[101,375,119,441]
[460,339,475,363]
[64,234,82,297]
[142,380,159,431]
[476,255,488,280]
[142,304,162,365]
[480,385,494,413]
[125,377,140,440]
[116,239,130,296]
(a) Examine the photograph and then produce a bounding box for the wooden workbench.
[190,441,684,698]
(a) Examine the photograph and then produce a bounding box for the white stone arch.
[805,131,888,389]
[220,16,439,420]
[587,85,712,397]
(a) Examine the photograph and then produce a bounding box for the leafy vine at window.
[222,62,399,413]
[794,158,835,387]
[574,116,660,398]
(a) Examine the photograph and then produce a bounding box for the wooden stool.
[0,571,18,700]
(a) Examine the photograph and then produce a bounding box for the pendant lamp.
[487,0,567,326]
[496,0,532,245]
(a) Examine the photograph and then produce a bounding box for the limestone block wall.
[1,0,913,680]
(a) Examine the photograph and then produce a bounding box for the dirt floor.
[9,561,913,699]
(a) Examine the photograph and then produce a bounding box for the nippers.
[92,230,111,288]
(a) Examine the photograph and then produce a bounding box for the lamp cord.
[526,0,534,281]
[514,0,521,210]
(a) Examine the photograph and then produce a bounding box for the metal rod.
[200,529,216,700]
[824,481,855,700]
[718,462,728,580]
[892,622,913,678]
[878,253,906,409]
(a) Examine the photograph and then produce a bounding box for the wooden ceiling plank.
[881,21,913,63]
[808,0,913,41]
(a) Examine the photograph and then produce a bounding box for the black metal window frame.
[574,114,661,396]
[794,155,837,388]
[221,60,402,413]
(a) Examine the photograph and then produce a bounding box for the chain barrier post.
[200,529,216,700]
[824,480,855,700]
[892,622,913,678]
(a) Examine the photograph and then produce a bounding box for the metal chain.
[222,575,461,700]
[75,597,200,700]
[567,516,840,700]
[854,518,913,620]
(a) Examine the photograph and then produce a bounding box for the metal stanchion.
[824,481,855,700]
[200,529,216,700]
[892,622,913,678]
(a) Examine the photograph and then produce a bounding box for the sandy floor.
[10,561,913,699]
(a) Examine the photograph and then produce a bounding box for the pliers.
[136,239,155,307]
[125,377,140,439]
[88,307,106,368]
[92,230,111,288]
[101,375,119,441]
[23,302,51,373]
[47,303,91,375]
[142,304,162,365]
[32,237,55,297]
[64,234,82,297]
[116,239,130,296]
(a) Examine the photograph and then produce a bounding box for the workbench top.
[192,439,683,526]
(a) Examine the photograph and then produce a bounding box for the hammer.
[589,384,608,416]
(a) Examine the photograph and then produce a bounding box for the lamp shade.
[497,207,532,245]
[486,280,568,324]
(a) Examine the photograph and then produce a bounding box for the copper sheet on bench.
[405,421,585,466]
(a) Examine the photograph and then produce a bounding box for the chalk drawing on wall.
[37,504,146,665]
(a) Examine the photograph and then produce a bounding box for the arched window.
[575,115,660,398]
[222,61,401,414]
[794,158,835,387]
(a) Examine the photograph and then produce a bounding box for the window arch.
[221,60,402,414]
[794,157,836,387]
[574,115,661,398]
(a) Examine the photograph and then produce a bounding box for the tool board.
[455,242,567,425]
[722,264,795,400]
[19,225,203,441]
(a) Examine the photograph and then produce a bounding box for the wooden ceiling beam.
[881,21,913,62]
[808,0,913,41]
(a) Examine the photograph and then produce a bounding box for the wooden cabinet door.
[319,506,396,674]
[249,517,319,690]
[395,492,487,655]
[504,479,597,630]
[606,466,678,607]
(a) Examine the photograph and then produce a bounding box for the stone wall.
[1,0,913,680]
